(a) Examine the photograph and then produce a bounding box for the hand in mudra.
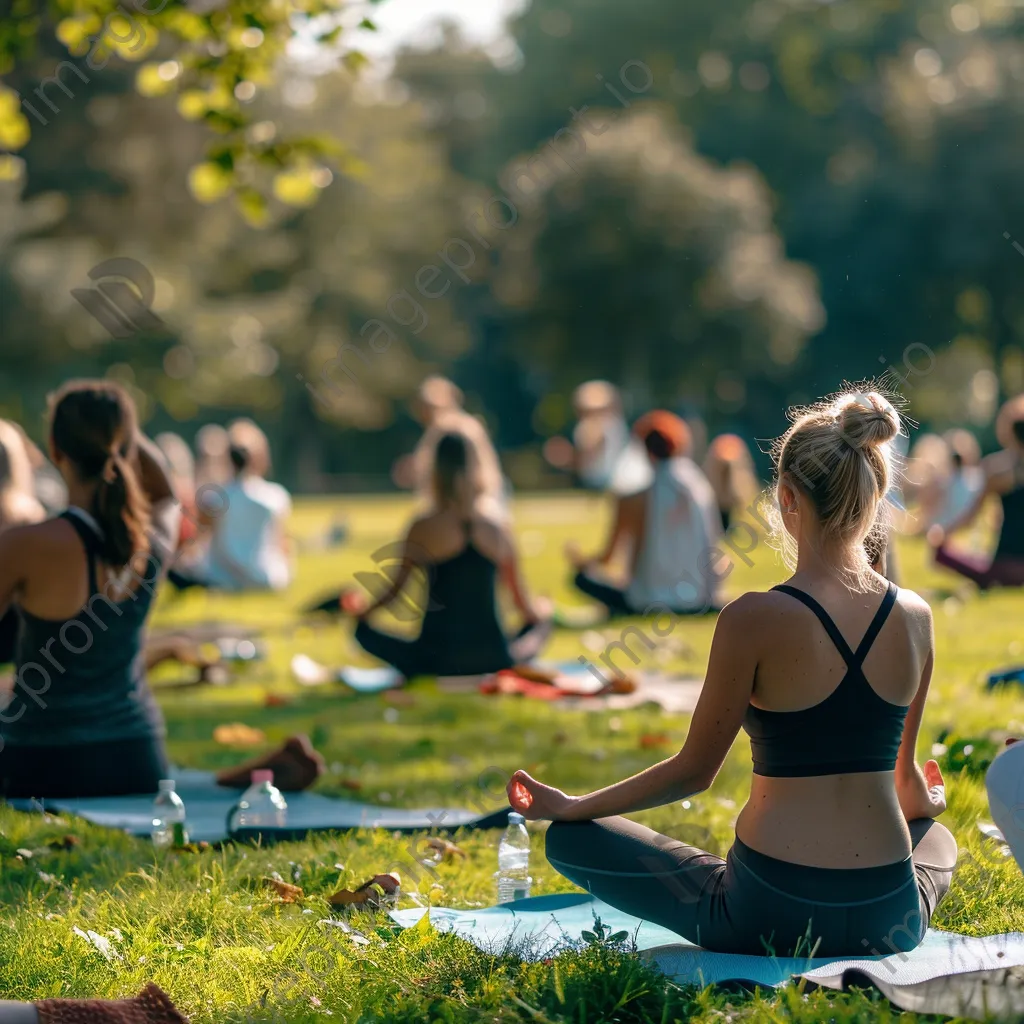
[507,770,578,822]
[899,759,947,821]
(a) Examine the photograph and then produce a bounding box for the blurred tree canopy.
[1,0,1023,487]
[397,0,1024,442]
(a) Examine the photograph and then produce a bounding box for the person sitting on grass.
[0,381,321,799]
[0,420,46,666]
[568,410,723,618]
[986,737,1024,874]
[509,389,957,958]
[928,394,1024,590]
[348,431,551,679]
[199,432,292,593]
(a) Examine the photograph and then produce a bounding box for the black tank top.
[2,509,165,747]
[416,520,513,675]
[995,464,1024,560]
[743,581,908,777]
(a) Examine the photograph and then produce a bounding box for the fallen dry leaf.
[169,841,211,855]
[263,693,290,708]
[639,732,671,749]
[45,835,80,851]
[329,872,400,909]
[423,838,467,862]
[262,877,304,903]
[213,723,267,746]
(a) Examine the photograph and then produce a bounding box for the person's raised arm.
[132,432,175,507]
[508,595,759,820]
[933,456,1003,541]
[566,493,641,570]
[894,600,946,821]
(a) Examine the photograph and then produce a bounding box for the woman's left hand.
[507,770,580,822]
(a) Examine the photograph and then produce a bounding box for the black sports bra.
[742,581,909,778]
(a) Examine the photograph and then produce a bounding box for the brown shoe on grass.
[35,983,188,1024]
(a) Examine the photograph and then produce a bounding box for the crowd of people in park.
[0,372,1020,1012]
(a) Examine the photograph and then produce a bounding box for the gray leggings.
[546,816,957,958]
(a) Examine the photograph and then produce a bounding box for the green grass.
[0,493,1021,1022]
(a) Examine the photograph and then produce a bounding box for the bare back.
[735,574,933,867]
[0,503,179,622]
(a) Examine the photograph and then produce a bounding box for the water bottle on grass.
[230,769,288,831]
[151,780,188,849]
[496,812,531,903]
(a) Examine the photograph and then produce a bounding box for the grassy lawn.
[0,493,1022,1022]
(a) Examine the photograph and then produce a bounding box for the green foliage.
[0,0,380,212]
[489,105,824,408]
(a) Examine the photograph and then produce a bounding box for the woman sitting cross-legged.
[0,381,321,799]
[349,431,551,679]
[509,389,957,958]
[928,394,1024,590]
[568,410,723,617]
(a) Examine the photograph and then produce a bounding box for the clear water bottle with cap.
[229,769,288,831]
[496,811,531,903]
[151,779,188,849]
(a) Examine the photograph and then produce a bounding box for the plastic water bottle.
[496,811,531,903]
[230,769,288,831]
[151,780,188,849]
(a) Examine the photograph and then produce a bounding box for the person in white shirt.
[568,410,723,616]
[202,437,292,592]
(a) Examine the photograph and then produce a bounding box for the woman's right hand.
[897,759,947,821]
[507,770,579,822]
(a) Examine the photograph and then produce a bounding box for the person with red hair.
[567,410,723,616]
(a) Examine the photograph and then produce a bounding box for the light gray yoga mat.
[391,894,1024,1016]
[7,769,508,843]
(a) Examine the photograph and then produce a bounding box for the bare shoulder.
[714,590,778,635]
[894,585,933,638]
[472,514,511,557]
[0,517,74,566]
[983,450,1017,485]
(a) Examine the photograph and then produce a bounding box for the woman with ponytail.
[0,381,177,797]
[348,431,551,678]
[509,389,957,957]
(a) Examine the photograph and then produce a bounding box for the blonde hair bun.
[835,391,900,451]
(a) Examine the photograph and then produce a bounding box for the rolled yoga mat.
[391,893,1024,1017]
[7,769,510,844]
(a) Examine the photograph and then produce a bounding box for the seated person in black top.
[349,432,551,678]
[929,394,1024,589]
[0,381,322,798]
[507,389,957,957]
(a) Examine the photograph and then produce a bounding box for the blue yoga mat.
[7,769,510,844]
[391,893,1024,994]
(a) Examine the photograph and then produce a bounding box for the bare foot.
[215,734,326,791]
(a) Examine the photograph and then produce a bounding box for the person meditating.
[349,432,551,679]
[0,381,320,799]
[569,410,723,617]
[509,390,957,957]
[928,394,1024,590]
